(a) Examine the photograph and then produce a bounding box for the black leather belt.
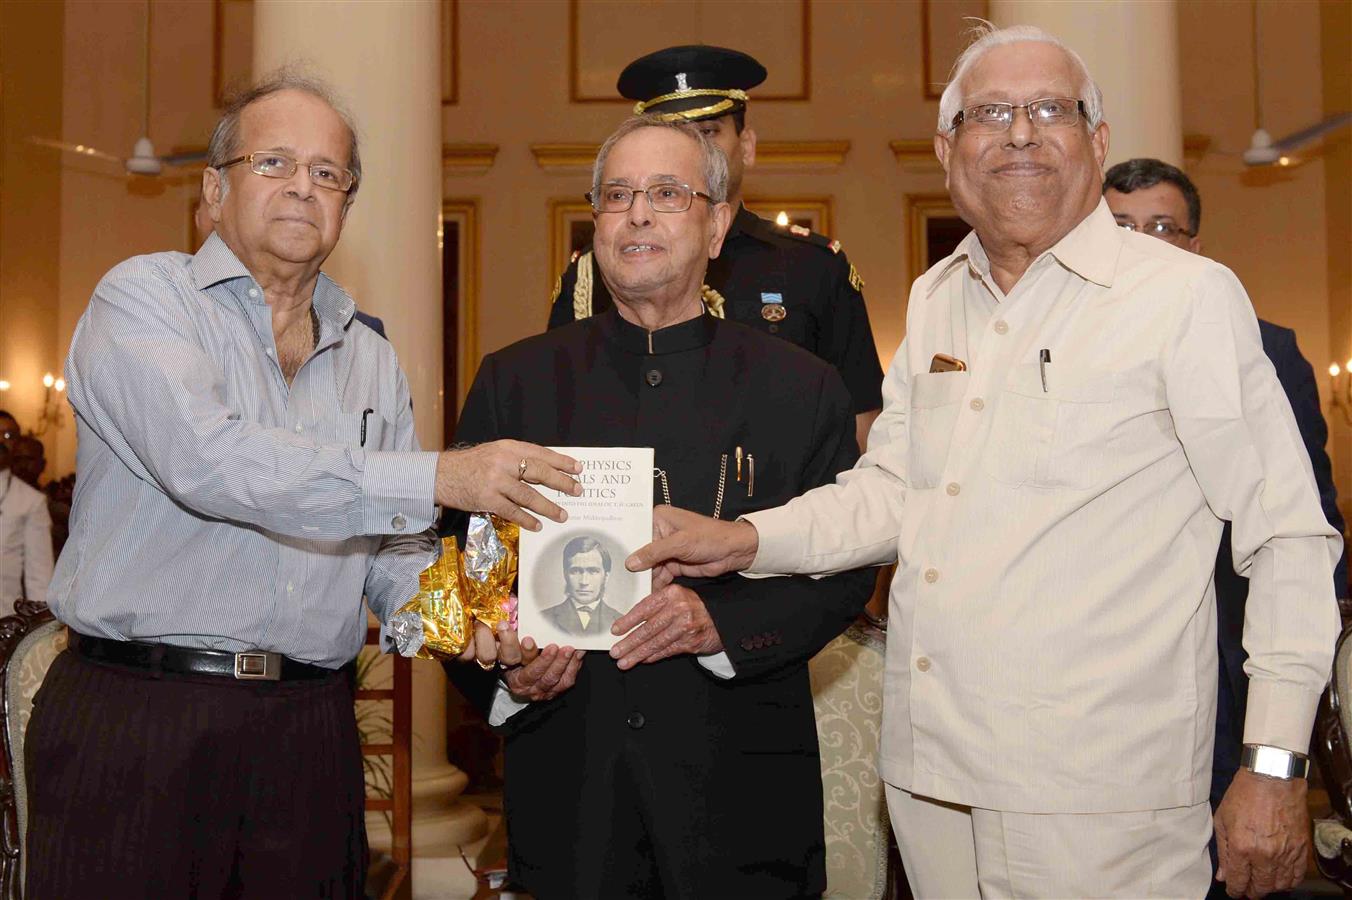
[69,632,336,682]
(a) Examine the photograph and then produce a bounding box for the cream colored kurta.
[747,200,1342,814]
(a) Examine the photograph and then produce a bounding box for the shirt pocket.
[312,409,394,450]
[984,364,1118,489]
[908,371,970,489]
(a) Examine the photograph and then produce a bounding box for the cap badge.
[675,72,689,91]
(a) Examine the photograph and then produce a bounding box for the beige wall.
[0,0,64,464]
[0,0,1347,518]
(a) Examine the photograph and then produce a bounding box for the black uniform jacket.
[444,309,874,899]
[547,205,885,416]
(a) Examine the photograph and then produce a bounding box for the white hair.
[936,21,1104,133]
[591,116,729,207]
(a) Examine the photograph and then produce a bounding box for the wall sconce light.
[0,380,10,391]
[1331,361,1352,426]
[35,372,66,436]
[775,211,790,227]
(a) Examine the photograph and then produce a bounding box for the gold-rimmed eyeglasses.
[950,97,1088,134]
[587,182,714,214]
[217,151,357,193]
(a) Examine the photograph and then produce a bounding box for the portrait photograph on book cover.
[517,447,654,650]
[521,531,645,648]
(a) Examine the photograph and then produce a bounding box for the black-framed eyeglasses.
[950,97,1088,133]
[217,151,357,193]
[1115,219,1196,239]
[587,182,714,214]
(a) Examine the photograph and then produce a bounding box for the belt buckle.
[234,651,280,681]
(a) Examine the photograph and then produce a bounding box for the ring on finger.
[475,657,497,672]
[517,457,529,481]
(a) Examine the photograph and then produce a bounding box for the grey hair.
[937,21,1104,133]
[207,68,362,202]
[590,116,730,208]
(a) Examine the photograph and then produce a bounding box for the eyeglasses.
[587,182,714,214]
[217,151,357,193]
[950,97,1088,133]
[1115,219,1195,239]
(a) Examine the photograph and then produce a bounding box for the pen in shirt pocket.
[1039,349,1051,393]
[360,408,374,447]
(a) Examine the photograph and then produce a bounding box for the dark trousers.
[24,648,367,899]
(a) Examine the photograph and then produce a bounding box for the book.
[517,447,654,651]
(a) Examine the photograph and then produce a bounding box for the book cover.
[517,447,654,651]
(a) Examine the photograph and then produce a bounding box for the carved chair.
[1312,619,1352,894]
[0,601,61,899]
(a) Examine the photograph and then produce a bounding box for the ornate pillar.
[989,0,1183,167]
[252,0,488,865]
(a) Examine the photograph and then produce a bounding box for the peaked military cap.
[617,45,767,122]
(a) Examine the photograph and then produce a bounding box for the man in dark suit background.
[1105,158,1348,897]
[540,535,624,636]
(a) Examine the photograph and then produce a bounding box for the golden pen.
[735,446,744,482]
[747,453,755,498]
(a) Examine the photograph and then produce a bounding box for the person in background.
[9,434,46,488]
[0,410,52,612]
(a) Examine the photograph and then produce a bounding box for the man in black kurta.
[446,116,873,898]
[451,307,872,898]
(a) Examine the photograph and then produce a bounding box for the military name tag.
[761,304,787,322]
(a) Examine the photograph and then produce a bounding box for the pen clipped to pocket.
[734,446,754,498]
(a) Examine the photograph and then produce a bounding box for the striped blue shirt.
[50,233,439,667]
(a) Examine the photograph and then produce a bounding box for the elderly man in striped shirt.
[26,73,580,899]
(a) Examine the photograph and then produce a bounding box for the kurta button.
[627,711,645,729]
[294,423,303,433]
[969,397,985,411]
[248,288,259,298]
[993,320,1009,334]
[916,656,932,672]
[645,369,662,387]
[945,482,961,496]
[923,567,940,584]
[391,514,408,531]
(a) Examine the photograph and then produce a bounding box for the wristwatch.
[1240,744,1310,780]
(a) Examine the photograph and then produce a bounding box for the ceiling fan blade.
[27,136,123,164]
[1272,113,1352,151]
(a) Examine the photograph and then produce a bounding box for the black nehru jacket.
[548,204,885,415]
[444,309,875,899]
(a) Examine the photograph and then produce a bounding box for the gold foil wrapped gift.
[389,537,472,660]
[461,514,519,629]
[388,514,520,660]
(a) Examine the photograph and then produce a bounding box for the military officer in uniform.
[547,44,885,452]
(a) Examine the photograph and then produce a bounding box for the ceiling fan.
[1239,0,1350,168]
[1241,114,1352,167]
[29,0,206,178]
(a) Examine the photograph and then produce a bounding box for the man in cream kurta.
[628,25,1342,900]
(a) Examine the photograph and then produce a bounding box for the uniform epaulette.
[768,221,864,289]
[777,222,839,253]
